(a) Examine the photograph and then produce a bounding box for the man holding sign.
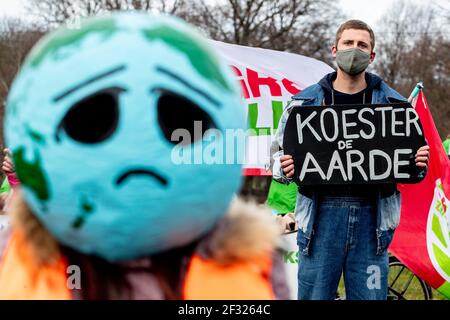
[271,20,429,300]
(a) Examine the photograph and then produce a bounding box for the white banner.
[210,40,334,175]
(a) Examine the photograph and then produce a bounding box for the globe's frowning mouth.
[115,168,169,187]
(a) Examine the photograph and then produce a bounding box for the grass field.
[337,279,447,300]
[336,257,447,300]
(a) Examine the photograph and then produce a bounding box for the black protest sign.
[283,103,426,186]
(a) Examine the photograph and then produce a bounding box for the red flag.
[390,91,450,298]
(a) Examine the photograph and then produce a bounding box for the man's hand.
[2,149,15,175]
[415,145,430,168]
[280,154,295,178]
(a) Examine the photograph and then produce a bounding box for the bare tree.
[0,19,43,106]
[26,0,189,27]
[375,2,435,87]
[181,0,344,65]
[374,1,450,138]
[26,0,344,65]
[0,18,44,143]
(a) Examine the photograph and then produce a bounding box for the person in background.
[0,148,18,213]
[1,149,19,189]
[0,149,15,259]
[271,19,429,300]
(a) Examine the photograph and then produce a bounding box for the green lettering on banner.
[247,100,284,136]
[248,103,270,136]
[272,100,283,130]
[283,251,299,264]
[432,215,447,248]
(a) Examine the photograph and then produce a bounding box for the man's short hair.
[335,19,375,51]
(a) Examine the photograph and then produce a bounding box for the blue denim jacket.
[271,72,415,256]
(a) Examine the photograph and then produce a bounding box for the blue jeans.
[297,197,389,300]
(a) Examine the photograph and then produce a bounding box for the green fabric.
[0,178,11,193]
[443,138,450,155]
[437,281,450,299]
[266,180,298,214]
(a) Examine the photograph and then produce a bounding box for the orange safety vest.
[0,231,274,300]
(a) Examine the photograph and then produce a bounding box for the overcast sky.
[340,0,403,27]
[0,0,403,23]
[0,0,25,17]
[0,0,448,30]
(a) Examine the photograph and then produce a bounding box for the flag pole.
[408,81,424,103]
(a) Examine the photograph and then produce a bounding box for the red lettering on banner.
[230,66,250,99]
[230,66,302,99]
[282,78,301,95]
[247,68,282,98]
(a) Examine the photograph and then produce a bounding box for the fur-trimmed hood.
[8,191,281,266]
[2,191,288,299]
[197,197,281,265]
[3,191,287,299]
